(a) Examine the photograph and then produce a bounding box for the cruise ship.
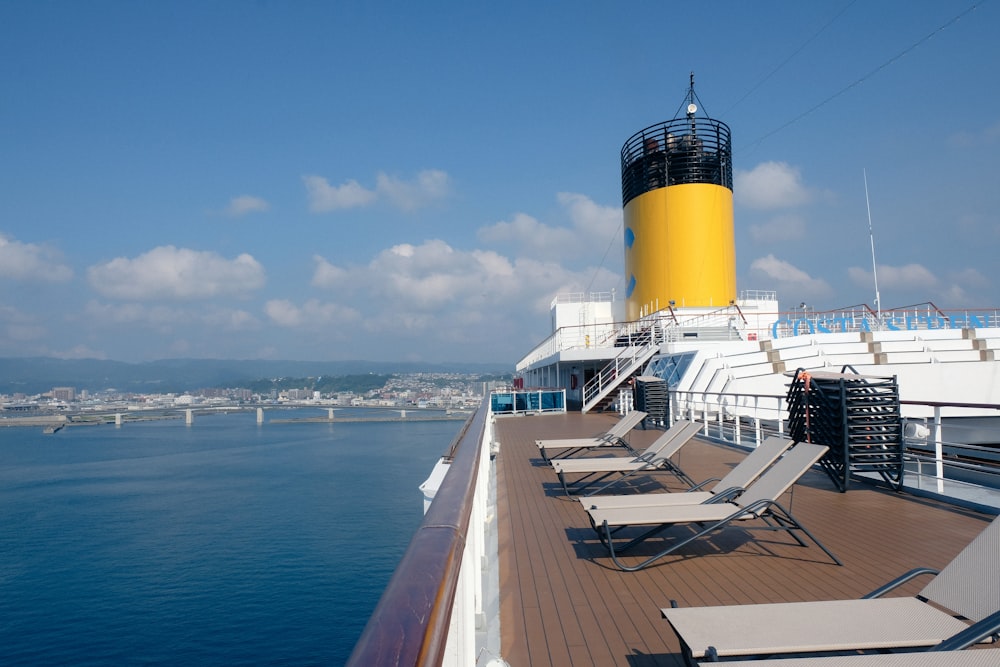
[347,81,1000,666]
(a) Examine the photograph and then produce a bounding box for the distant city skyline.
[0,356,509,396]
[2,2,998,364]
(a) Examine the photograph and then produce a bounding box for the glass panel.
[645,351,696,388]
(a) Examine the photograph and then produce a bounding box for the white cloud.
[557,191,620,237]
[311,255,348,288]
[82,301,260,335]
[952,119,1000,147]
[371,240,471,309]
[749,254,832,300]
[303,175,376,212]
[0,305,46,343]
[949,267,990,290]
[477,212,575,251]
[307,239,616,350]
[87,246,265,300]
[477,192,621,263]
[847,264,997,308]
[84,300,188,329]
[264,299,301,327]
[375,169,450,211]
[735,161,811,210]
[201,307,260,330]
[0,233,73,282]
[51,192,626,360]
[748,213,806,243]
[848,263,938,291]
[264,298,360,329]
[304,169,449,213]
[225,195,270,217]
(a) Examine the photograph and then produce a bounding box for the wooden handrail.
[346,397,489,667]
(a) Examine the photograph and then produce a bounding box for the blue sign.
[771,314,993,338]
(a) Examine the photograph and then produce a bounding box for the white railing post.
[441,411,503,667]
[933,406,944,494]
[442,536,475,666]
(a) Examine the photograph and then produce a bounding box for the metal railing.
[346,397,497,667]
[579,305,746,411]
[514,321,620,371]
[621,116,733,205]
[581,327,665,412]
[669,389,1000,511]
[516,305,1000,374]
[551,292,615,304]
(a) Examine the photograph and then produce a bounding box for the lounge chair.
[536,410,648,461]
[710,648,1000,667]
[551,420,702,495]
[586,442,840,571]
[662,513,1000,664]
[579,435,793,510]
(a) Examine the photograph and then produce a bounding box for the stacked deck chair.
[585,442,841,571]
[662,513,1000,665]
[579,435,793,511]
[551,420,702,495]
[536,410,647,461]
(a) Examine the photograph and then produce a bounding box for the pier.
[2,403,472,431]
[268,414,466,424]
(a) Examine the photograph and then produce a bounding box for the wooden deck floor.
[495,411,995,667]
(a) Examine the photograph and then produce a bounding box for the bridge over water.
[4,403,471,431]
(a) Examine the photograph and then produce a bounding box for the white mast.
[863,168,881,320]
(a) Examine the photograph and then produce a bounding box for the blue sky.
[1,1,998,364]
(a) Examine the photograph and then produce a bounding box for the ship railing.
[551,291,615,305]
[518,306,1000,370]
[739,289,778,303]
[581,323,666,411]
[668,304,744,330]
[515,321,620,371]
[601,310,671,347]
[668,389,1000,512]
[771,304,1000,338]
[580,307,754,410]
[347,396,501,667]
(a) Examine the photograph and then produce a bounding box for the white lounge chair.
[662,513,1000,663]
[586,442,840,571]
[536,410,647,460]
[580,435,793,510]
[551,420,702,494]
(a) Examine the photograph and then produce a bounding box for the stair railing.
[582,321,667,411]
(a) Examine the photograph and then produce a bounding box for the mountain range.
[0,357,511,395]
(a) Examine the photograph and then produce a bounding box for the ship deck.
[495,411,995,666]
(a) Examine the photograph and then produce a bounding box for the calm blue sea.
[0,409,461,666]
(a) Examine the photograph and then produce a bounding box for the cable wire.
[722,0,858,116]
[742,1,987,153]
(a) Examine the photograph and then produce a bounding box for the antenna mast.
[863,168,881,320]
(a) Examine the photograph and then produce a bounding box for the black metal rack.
[786,366,904,492]
[634,376,669,429]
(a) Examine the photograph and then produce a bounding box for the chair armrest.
[686,477,720,492]
[705,486,744,503]
[931,608,1000,651]
[862,567,940,598]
